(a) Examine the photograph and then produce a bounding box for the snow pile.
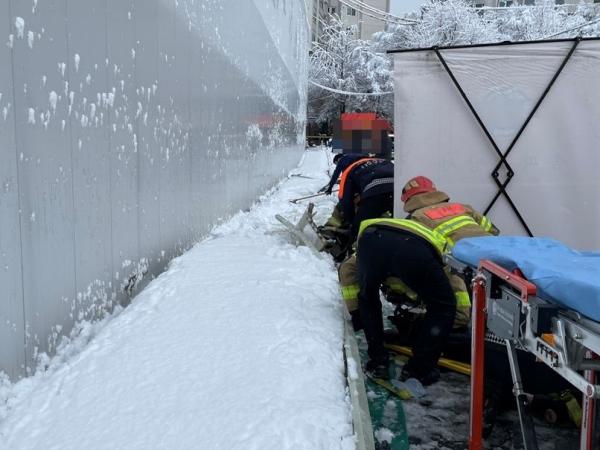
[0,149,354,450]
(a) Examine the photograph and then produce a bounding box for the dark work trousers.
[350,192,394,244]
[357,227,456,374]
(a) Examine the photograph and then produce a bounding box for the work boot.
[365,357,390,380]
[400,365,440,386]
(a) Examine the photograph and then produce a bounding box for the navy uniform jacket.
[340,159,394,222]
[325,154,369,193]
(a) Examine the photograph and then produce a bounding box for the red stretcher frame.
[469,259,598,450]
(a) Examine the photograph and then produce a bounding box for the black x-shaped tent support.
[389,37,591,236]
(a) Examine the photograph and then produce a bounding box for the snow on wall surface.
[0,0,309,380]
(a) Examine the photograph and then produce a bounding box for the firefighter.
[318,154,377,260]
[358,177,498,384]
[338,158,394,244]
[401,176,499,244]
[356,218,455,384]
[338,254,471,334]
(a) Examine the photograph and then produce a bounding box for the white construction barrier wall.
[0,0,309,379]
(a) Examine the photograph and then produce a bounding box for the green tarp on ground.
[357,334,409,450]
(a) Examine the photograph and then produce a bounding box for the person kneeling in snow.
[338,254,470,335]
[400,176,498,245]
[356,218,457,385]
[358,176,498,385]
[337,158,394,245]
[318,153,389,261]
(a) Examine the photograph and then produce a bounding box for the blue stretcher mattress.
[452,237,600,322]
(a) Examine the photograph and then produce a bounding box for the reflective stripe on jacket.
[358,218,448,257]
[410,202,499,246]
[433,215,480,248]
[337,254,470,328]
[337,158,378,200]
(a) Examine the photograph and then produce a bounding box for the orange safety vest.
[337,158,381,200]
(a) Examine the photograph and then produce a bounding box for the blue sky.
[389,0,425,15]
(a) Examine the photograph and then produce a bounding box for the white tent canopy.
[392,38,600,250]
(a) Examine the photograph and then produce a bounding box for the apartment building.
[311,0,391,41]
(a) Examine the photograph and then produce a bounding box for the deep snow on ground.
[0,148,353,450]
[0,147,582,450]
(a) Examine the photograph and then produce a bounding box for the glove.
[318,184,332,195]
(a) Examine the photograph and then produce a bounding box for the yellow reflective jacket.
[358,218,448,257]
[337,254,470,329]
[405,191,499,248]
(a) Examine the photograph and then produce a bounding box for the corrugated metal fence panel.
[0,2,25,380]
[106,0,141,304]
[67,0,114,325]
[11,0,78,364]
[0,0,308,379]
[133,0,163,283]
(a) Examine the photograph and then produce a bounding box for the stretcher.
[446,236,600,450]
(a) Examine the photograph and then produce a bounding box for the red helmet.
[401,176,436,202]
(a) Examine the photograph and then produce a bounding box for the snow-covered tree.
[375,0,600,51]
[308,18,357,123]
[308,17,393,124]
[375,0,503,51]
[487,1,585,40]
[309,0,600,123]
[347,42,394,119]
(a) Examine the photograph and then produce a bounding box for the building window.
[555,0,564,4]
[524,0,535,5]
[347,6,356,16]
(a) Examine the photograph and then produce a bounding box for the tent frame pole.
[432,39,580,236]
[484,38,580,220]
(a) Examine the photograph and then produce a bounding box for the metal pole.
[289,190,338,204]
[506,339,539,450]
[469,272,487,450]
[386,37,600,54]
[580,351,597,450]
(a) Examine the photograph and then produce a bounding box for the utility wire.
[544,16,600,38]
[344,0,419,23]
[336,0,417,25]
[309,79,393,96]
